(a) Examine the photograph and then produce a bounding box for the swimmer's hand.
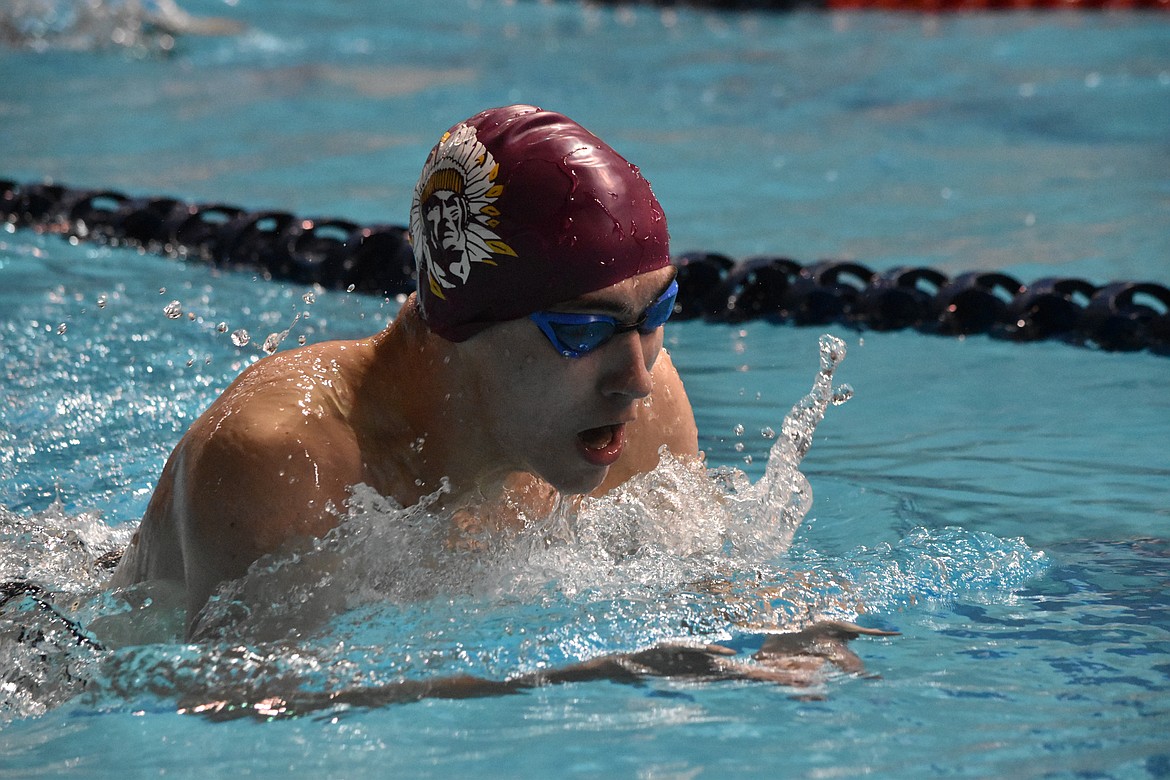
[744,620,900,684]
[558,620,898,688]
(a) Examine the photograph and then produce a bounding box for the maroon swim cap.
[409,105,671,342]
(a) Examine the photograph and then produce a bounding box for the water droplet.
[217,322,228,333]
[231,329,250,347]
[163,300,183,319]
[347,284,356,293]
[734,442,745,452]
[831,383,854,406]
[410,436,426,453]
[302,292,316,305]
[187,312,196,321]
[297,335,306,345]
[262,332,282,354]
[96,295,107,309]
[733,424,745,436]
[159,287,166,295]
[186,358,195,367]
[56,323,67,335]
[760,426,776,440]
[743,454,753,465]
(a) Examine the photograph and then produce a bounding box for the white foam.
[0,500,134,594]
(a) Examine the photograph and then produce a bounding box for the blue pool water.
[2,1,1169,777]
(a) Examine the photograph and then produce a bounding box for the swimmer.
[109,106,894,688]
[111,105,699,632]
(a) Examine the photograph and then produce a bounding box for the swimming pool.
[2,1,1169,777]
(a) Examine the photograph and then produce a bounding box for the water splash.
[0,502,133,720]
[189,335,854,644]
[0,501,132,593]
[0,0,244,54]
[0,334,1047,720]
[261,313,303,355]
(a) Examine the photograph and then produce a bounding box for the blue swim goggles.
[529,278,679,358]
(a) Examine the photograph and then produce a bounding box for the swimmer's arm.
[180,622,897,720]
[108,459,183,589]
[176,415,359,631]
[596,349,699,493]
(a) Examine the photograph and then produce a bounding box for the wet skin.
[109,266,698,633]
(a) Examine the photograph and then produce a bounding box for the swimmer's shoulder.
[195,337,380,429]
[592,349,698,495]
[646,348,698,454]
[172,350,369,584]
[176,338,374,503]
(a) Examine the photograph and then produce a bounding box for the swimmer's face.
[459,265,675,495]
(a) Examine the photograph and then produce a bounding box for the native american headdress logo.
[410,123,517,300]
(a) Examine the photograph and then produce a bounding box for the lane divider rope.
[4,179,1167,355]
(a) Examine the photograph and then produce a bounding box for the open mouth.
[576,423,626,467]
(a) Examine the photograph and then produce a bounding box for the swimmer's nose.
[601,328,657,400]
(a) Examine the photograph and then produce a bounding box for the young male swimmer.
[111,105,697,627]
[111,106,890,678]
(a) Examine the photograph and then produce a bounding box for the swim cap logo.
[411,123,517,300]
